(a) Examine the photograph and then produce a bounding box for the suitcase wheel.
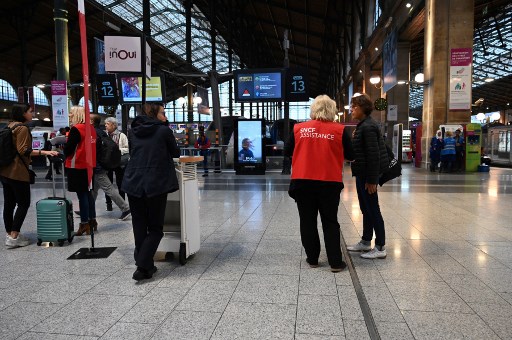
[37,239,42,246]
[179,243,187,265]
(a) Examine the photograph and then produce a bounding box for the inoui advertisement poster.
[51,80,69,131]
[104,36,141,73]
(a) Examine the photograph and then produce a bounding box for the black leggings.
[1,177,31,233]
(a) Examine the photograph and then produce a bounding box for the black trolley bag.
[36,157,74,246]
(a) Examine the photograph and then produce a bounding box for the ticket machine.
[465,123,482,172]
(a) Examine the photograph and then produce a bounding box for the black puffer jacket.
[122,115,181,198]
[351,115,389,184]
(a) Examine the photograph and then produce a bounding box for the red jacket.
[194,135,211,150]
[291,120,345,182]
[65,123,97,169]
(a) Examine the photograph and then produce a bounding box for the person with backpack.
[0,104,59,248]
[64,106,98,236]
[89,114,131,223]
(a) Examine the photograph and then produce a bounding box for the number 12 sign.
[95,74,119,106]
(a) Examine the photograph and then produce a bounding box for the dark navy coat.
[122,115,180,198]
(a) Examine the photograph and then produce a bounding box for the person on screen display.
[123,77,140,98]
[239,138,254,162]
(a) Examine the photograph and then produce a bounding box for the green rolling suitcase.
[36,160,74,246]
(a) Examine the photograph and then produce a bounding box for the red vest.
[291,120,345,182]
[65,123,97,169]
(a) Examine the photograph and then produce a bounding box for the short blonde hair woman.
[69,106,86,125]
[310,95,338,121]
[284,94,355,272]
[63,105,97,236]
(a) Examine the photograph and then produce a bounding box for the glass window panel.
[0,79,18,102]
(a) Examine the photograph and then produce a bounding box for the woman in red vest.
[284,95,354,272]
[64,106,97,236]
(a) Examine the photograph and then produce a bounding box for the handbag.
[378,139,402,187]
[120,153,130,168]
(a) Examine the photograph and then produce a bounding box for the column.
[385,42,410,143]
[422,0,474,168]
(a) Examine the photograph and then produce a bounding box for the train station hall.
[0,0,512,339]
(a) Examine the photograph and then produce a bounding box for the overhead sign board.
[95,74,119,106]
[104,36,141,73]
[285,68,309,102]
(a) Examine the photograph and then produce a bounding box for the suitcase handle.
[50,155,67,198]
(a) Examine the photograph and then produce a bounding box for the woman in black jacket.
[348,93,389,259]
[122,103,180,281]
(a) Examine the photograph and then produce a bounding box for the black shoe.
[306,258,319,268]
[45,174,52,181]
[132,266,157,281]
[106,203,113,212]
[331,261,347,273]
[202,173,208,177]
[118,210,131,221]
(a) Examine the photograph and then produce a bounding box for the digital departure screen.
[95,74,119,106]
[234,69,284,102]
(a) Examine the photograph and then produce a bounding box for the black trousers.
[128,193,167,271]
[106,166,125,204]
[295,182,344,268]
[1,177,30,233]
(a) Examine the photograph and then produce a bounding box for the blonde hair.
[69,106,85,125]
[310,95,337,121]
[445,130,453,137]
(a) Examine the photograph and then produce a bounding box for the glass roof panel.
[94,0,235,73]
[410,2,512,114]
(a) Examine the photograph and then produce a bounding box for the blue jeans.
[355,176,385,247]
[76,191,96,224]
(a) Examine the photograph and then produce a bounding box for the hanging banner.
[51,80,69,131]
[94,38,106,75]
[104,36,142,73]
[78,0,94,189]
[382,29,398,93]
[449,48,472,110]
[196,86,210,114]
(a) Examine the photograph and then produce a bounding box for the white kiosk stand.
[157,156,203,265]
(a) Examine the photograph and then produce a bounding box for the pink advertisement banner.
[450,48,472,67]
[51,80,68,96]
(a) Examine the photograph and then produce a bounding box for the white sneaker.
[361,248,387,259]
[347,241,372,252]
[6,235,30,249]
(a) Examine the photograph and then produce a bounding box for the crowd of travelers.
[2,93,454,281]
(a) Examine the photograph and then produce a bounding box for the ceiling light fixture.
[484,77,494,82]
[406,3,412,8]
[106,21,121,32]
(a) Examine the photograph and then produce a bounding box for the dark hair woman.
[0,104,59,248]
[347,93,390,259]
[122,103,180,281]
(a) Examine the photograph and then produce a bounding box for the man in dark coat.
[122,103,180,281]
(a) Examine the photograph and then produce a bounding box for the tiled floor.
[1,165,511,339]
